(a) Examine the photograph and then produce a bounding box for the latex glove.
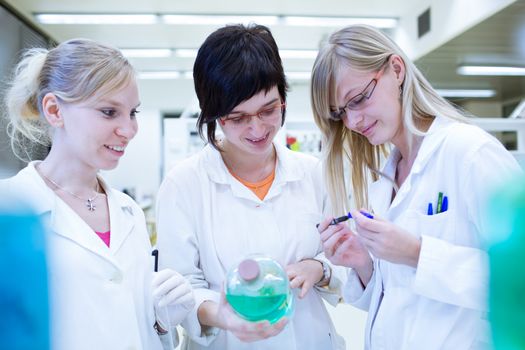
[286,260,323,299]
[216,289,288,342]
[152,269,195,327]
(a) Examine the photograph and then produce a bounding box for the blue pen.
[427,203,433,215]
[441,196,448,212]
[316,211,374,228]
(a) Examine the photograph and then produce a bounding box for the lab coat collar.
[203,142,305,202]
[369,116,456,216]
[409,116,456,176]
[24,162,134,265]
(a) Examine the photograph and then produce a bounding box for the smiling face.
[219,86,282,157]
[334,56,406,148]
[53,78,140,171]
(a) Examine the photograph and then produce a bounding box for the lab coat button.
[110,272,123,283]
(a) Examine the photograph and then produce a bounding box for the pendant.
[86,198,96,211]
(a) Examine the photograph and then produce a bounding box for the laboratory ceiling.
[3,0,525,114]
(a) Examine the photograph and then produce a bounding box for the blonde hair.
[311,25,466,214]
[3,38,135,161]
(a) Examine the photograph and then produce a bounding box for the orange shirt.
[229,168,275,200]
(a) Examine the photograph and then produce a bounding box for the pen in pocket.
[427,193,448,215]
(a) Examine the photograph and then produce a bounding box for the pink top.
[95,230,111,247]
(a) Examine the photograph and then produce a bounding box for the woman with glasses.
[156,24,345,350]
[310,25,522,349]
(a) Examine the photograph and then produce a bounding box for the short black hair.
[193,24,288,149]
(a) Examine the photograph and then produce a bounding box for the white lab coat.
[0,163,164,350]
[344,116,523,350]
[156,142,346,350]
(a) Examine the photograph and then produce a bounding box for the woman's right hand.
[215,290,288,342]
[318,217,373,285]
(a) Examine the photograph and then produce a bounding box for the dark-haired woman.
[156,24,345,350]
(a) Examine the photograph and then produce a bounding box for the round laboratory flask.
[225,256,294,324]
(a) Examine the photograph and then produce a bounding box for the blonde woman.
[0,39,194,350]
[311,25,522,349]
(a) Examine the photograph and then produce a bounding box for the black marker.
[316,211,374,228]
[152,249,159,272]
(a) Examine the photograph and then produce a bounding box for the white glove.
[152,269,195,326]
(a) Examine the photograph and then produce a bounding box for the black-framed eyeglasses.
[329,65,386,121]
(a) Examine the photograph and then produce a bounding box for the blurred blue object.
[0,210,49,350]
[487,176,525,349]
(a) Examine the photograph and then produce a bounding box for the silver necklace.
[38,167,102,212]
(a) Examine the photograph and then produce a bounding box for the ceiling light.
[34,14,157,25]
[34,13,397,29]
[174,49,199,58]
[162,15,279,26]
[279,50,318,59]
[121,49,172,58]
[138,71,182,80]
[284,16,397,28]
[435,89,496,98]
[457,65,525,76]
[138,71,194,80]
[286,72,312,80]
[182,71,194,79]
[173,49,318,59]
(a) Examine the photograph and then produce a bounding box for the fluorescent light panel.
[121,48,318,60]
[286,72,312,80]
[435,89,496,98]
[457,65,525,76]
[174,49,199,58]
[279,50,318,59]
[138,71,182,80]
[34,13,397,28]
[139,71,312,80]
[162,15,279,26]
[121,49,172,58]
[284,16,397,28]
[35,14,157,24]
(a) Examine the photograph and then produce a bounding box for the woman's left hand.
[285,259,323,299]
[351,209,421,268]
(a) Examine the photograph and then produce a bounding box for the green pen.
[437,192,444,213]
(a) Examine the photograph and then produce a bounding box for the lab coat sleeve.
[413,139,522,311]
[156,175,220,346]
[414,235,489,311]
[343,266,376,311]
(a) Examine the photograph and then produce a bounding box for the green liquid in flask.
[226,293,291,324]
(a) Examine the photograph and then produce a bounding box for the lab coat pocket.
[413,210,456,243]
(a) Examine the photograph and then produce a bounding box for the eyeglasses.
[218,102,286,128]
[329,66,385,121]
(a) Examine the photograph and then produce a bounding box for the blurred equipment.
[0,209,49,350]
[487,176,525,349]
